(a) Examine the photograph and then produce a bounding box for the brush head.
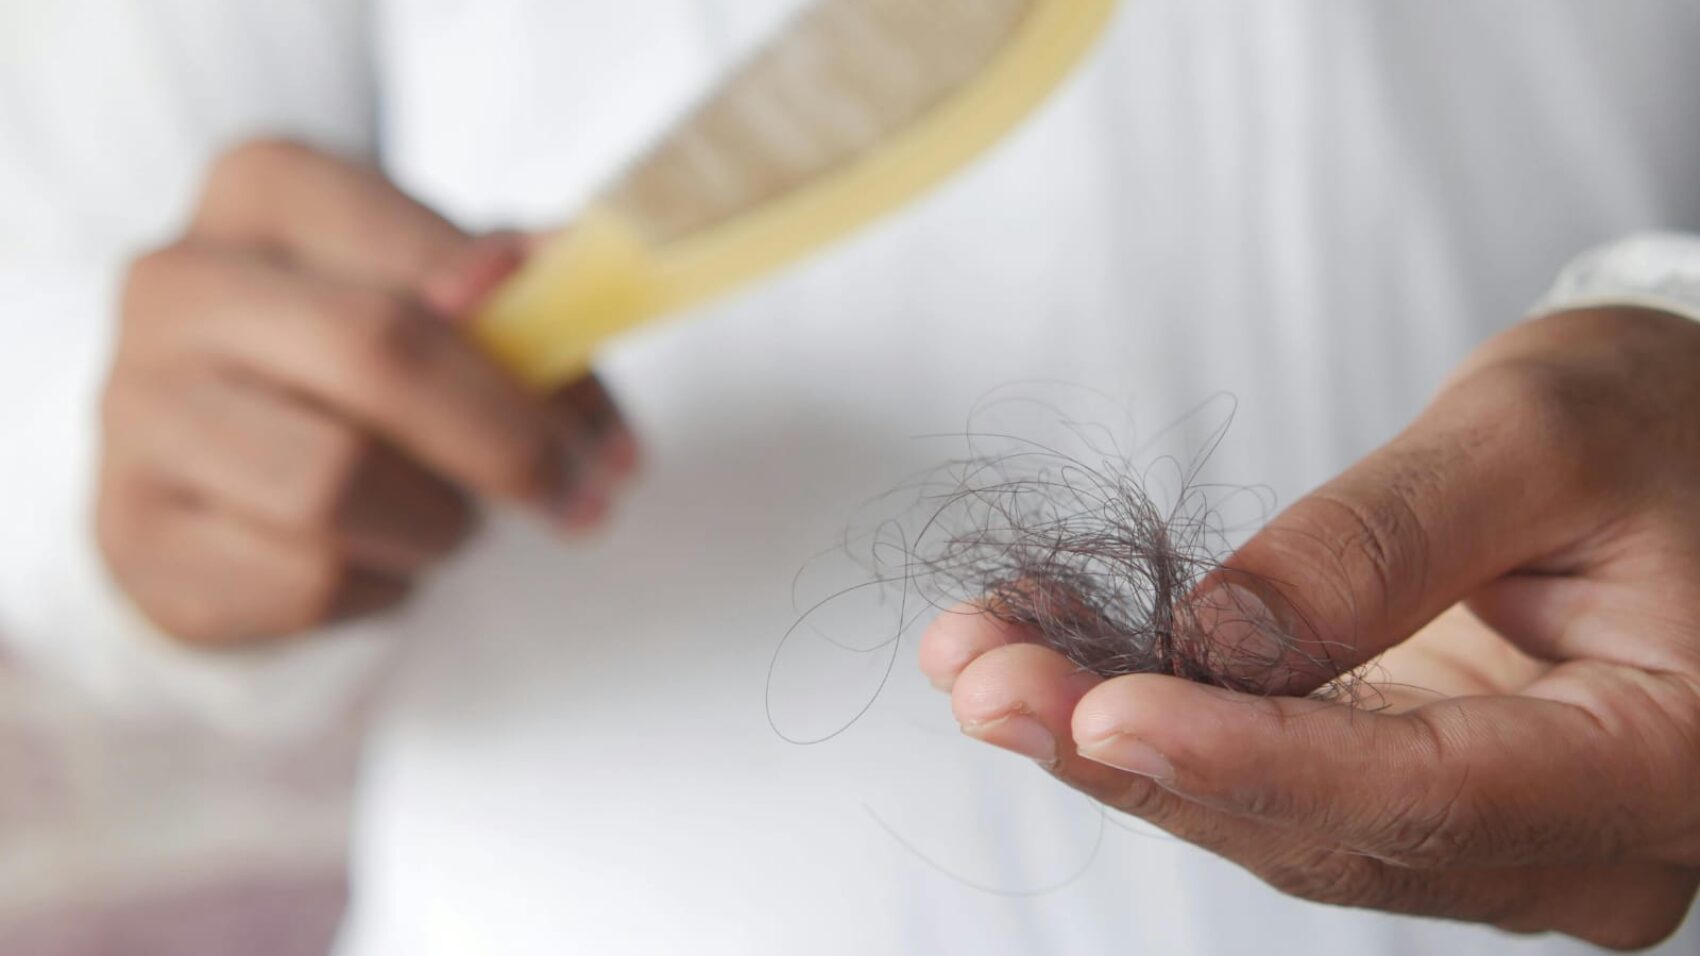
[604,0,1040,244]
[473,0,1118,386]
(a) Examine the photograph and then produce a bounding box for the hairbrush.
[473,0,1121,386]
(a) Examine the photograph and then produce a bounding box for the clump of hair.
[913,452,1263,688]
[771,390,1352,745]
[904,449,1261,688]
[886,390,1341,694]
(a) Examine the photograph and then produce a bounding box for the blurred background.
[4,2,1700,954]
[0,656,357,954]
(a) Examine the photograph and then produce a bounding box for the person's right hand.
[98,139,638,646]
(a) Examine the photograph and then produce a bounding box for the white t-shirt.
[3,2,1699,954]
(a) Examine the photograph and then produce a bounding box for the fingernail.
[961,714,1056,763]
[1077,735,1175,782]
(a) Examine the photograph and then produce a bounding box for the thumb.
[422,230,640,529]
[1194,371,1590,693]
[420,231,531,321]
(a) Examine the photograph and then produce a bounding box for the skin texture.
[921,307,1700,949]
[98,139,638,647]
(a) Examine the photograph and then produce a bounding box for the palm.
[1361,604,1547,712]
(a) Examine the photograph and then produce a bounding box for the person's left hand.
[920,306,1700,950]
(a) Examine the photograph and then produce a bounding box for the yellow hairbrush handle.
[473,0,1120,389]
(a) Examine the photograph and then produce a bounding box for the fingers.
[101,149,644,647]
[952,642,1098,765]
[938,614,1349,882]
[421,231,531,321]
[108,230,640,647]
[192,139,468,291]
[953,640,1256,843]
[942,632,1700,949]
[1195,367,1608,693]
[1067,668,1700,869]
[106,369,475,575]
[919,601,1037,691]
[125,245,575,511]
[422,234,644,487]
[554,373,639,473]
[547,373,643,529]
[97,473,409,646]
[430,233,645,523]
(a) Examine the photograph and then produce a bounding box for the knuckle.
[1232,776,1301,825]
[288,551,353,634]
[149,595,233,648]
[1366,786,1474,867]
[297,558,412,632]
[120,243,192,326]
[242,546,361,642]
[1487,363,1587,435]
[338,293,439,382]
[1359,715,1477,866]
[98,375,144,434]
[1464,361,1600,475]
[288,425,377,532]
[99,364,181,440]
[200,137,311,213]
[1104,775,1171,819]
[93,481,355,646]
[99,520,229,647]
[123,244,174,289]
[485,433,558,500]
[422,490,478,555]
[216,136,312,177]
[102,564,238,649]
[1297,486,1427,622]
[93,478,144,577]
[1263,850,1385,908]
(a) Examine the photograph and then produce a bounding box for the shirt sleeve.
[0,1,395,739]
[1533,232,1700,325]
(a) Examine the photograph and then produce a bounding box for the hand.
[921,307,1700,949]
[98,139,638,646]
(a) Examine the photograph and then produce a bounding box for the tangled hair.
[770,389,1357,745]
[916,445,1268,688]
[902,394,1302,690]
[768,390,1375,897]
